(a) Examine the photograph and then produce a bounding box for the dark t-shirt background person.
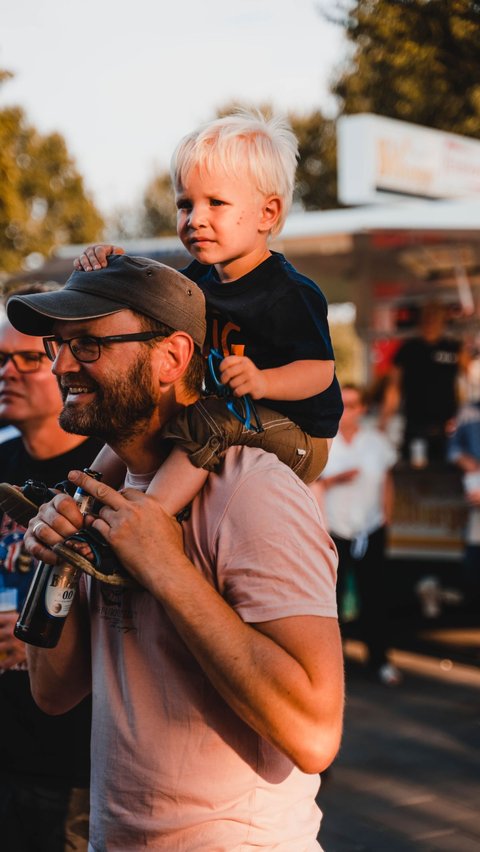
[380,303,467,462]
[0,292,102,852]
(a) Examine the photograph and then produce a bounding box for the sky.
[1,0,347,218]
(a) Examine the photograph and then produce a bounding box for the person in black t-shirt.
[0,300,102,852]
[69,111,342,551]
[380,303,467,462]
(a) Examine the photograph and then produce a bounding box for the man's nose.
[51,344,80,376]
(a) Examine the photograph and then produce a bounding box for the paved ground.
[316,615,480,851]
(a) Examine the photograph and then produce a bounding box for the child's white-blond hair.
[171,109,299,237]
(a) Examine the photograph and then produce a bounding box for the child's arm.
[220,356,334,401]
[89,444,127,490]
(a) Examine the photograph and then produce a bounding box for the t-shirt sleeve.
[211,457,338,622]
[392,339,412,368]
[266,284,335,362]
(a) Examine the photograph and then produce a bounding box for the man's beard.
[58,351,157,443]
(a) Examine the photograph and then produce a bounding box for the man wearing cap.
[9,255,343,852]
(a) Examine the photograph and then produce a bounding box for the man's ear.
[259,195,282,234]
[154,332,195,384]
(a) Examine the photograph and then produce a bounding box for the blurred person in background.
[448,400,480,609]
[380,303,467,463]
[0,285,103,852]
[311,384,401,686]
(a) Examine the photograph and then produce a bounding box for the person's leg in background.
[464,544,480,610]
[354,526,401,685]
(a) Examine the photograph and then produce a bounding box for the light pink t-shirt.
[87,447,338,851]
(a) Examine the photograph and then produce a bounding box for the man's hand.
[0,611,26,669]
[73,244,125,272]
[220,355,267,399]
[23,493,86,564]
[66,471,184,592]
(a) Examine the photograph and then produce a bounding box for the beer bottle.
[14,469,102,648]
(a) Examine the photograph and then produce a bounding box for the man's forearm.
[142,550,343,773]
[27,595,91,715]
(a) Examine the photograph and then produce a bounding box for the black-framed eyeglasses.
[0,350,49,373]
[42,331,166,363]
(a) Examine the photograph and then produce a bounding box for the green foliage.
[140,171,177,237]
[330,320,364,385]
[331,0,480,139]
[289,111,340,210]
[0,72,104,274]
[302,0,480,208]
[136,1,480,232]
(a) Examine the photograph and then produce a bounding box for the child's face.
[175,165,278,281]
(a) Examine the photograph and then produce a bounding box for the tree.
[0,71,104,274]
[289,111,340,210]
[329,0,480,138]
[140,171,177,237]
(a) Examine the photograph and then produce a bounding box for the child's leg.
[88,444,127,489]
[161,397,329,484]
[147,448,208,516]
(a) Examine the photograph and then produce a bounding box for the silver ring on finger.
[32,520,43,537]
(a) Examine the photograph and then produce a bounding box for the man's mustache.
[57,373,99,397]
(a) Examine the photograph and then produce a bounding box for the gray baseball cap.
[7,254,206,348]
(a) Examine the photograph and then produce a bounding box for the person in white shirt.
[311,384,401,686]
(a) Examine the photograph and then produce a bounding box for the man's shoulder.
[218,445,308,482]
[0,434,22,462]
[438,335,461,350]
[204,446,316,512]
[395,336,422,358]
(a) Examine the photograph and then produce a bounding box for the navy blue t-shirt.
[182,252,343,437]
[0,435,102,787]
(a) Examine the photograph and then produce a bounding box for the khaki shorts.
[161,396,328,483]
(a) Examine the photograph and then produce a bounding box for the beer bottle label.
[44,568,77,617]
[75,492,94,515]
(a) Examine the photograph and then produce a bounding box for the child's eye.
[210,198,225,207]
[176,199,192,210]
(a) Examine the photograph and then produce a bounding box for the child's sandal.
[53,528,135,588]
